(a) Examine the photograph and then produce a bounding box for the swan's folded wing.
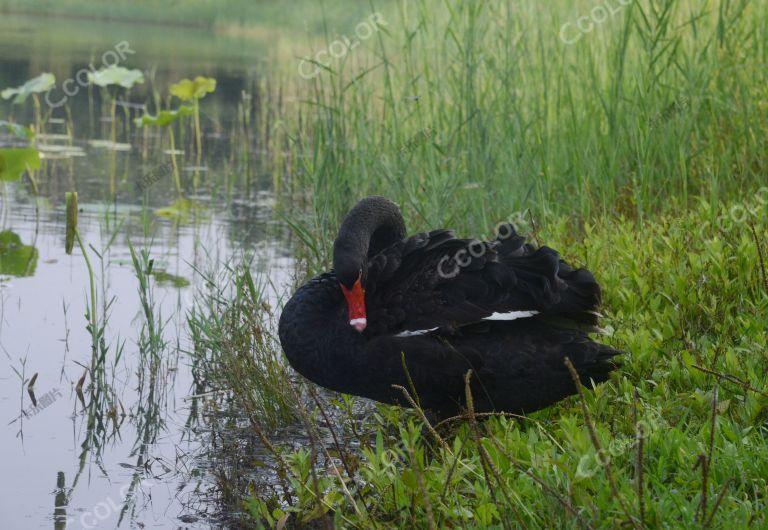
[351,320,620,416]
[349,333,484,416]
[364,226,601,337]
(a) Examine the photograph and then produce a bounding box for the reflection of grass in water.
[186,262,306,527]
[64,195,126,492]
[64,224,180,522]
[119,241,171,525]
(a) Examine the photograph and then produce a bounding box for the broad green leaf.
[65,192,78,255]
[87,66,144,89]
[1,73,56,104]
[0,230,38,277]
[134,106,194,128]
[0,148,41,182]
[0,121,35,139]
[169,76,216,101]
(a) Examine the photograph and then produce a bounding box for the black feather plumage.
[279,196,621,419]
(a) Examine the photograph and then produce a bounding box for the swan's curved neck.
[332,196,406,285]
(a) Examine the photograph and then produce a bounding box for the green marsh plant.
[87,65,145,144]
[134,106,193,198]
[1,73,56,133]
[169,76,216,178]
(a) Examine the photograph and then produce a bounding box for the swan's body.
[279,197,620,418]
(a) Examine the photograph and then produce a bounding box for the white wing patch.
[483,310,539,321]
[393,311,538,337]
[394,327,439,338]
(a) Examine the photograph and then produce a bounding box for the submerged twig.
[289,384,366,526]
[245,411,294,507]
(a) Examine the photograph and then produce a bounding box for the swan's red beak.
[340,276,367,332]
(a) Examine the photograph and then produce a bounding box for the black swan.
[278,196,620,419]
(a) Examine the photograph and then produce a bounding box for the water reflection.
[54,471,68,530]
[0,11,293,529]
[0,230,38,276]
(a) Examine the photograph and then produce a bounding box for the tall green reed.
[282,0,768,265]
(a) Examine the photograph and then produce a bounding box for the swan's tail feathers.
[493,223,603,325]
[552,261,603,326]
[566,340,623,387]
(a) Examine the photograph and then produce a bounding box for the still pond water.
[0,13,297,529]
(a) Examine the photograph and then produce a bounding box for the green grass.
[283,0,768,241]
[188,262,298,430]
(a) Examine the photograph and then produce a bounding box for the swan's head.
[338,269,367,332]
[333,196,406,333]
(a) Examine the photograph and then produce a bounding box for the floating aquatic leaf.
[154,198,204,219]
[65,192,78,255]
[1,73,56,104]
[170,76,216,101]
[151,271,190,288]
[87,66,144,89]
[0,148,41,182]
[154,206,181,218]
[134,106,194,128]
[0,120,35,139]
[0,230,38,277]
